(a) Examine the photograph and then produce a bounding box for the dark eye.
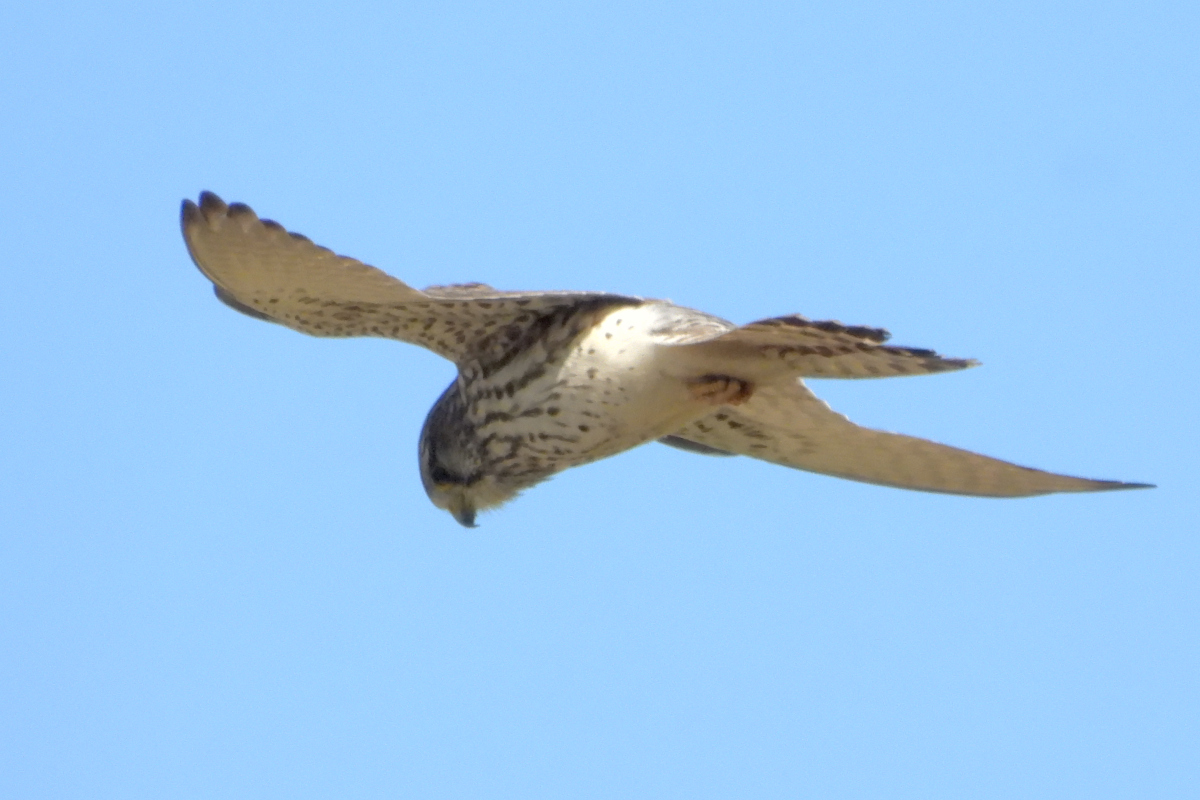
[428,463,459,484]
[423,442,458,484]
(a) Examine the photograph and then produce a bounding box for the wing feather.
[667,314,978,378]
[666,383,1151,497]
[181,192,640,363]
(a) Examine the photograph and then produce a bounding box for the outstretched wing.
[664,313,978,378]
[664,382,1151,496]
[181,192,641,364]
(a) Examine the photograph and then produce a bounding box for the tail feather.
[672,314,978,379]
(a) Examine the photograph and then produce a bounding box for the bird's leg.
[687,374,754,406]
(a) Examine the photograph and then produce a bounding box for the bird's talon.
[688,375,754,406]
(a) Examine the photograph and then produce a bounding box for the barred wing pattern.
[656,311,979,379]
[182,192,640,365]
[184,191,1150,515]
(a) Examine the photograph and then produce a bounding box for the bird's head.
[419,441,526,528]
[418,382,525,527]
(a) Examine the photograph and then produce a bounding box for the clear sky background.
[2,2,1196,798]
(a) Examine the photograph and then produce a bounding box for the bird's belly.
[466,305,701,472]
[553,324,691,458]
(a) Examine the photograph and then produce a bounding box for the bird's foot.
[687,375,754,406]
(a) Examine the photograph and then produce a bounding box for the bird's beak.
[448,498,477,528]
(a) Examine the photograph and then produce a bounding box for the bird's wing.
[657,435,737,456]
[661,313,978,378]
[664,382,1151,496]
[182,192,641,364]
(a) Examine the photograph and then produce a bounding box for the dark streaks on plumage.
[185,192,1150,524]
[182,192,642,364]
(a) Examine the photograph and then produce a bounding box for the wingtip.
[1061,478,1155,494]
[946,357,981,371]
[181,191,228,229]
[198,191,227,214]
[226,201,257,220]
[1105,481,1155,491]
[180,197,200,227]
[921,355,980,374]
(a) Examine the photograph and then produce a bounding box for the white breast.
[464,303,706,471]
[551,304,704,457]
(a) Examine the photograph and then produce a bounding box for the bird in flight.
[182,192,1150,526]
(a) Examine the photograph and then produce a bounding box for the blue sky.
[2,2,1196,797]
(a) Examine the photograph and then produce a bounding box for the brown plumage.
[182,192,1151,525]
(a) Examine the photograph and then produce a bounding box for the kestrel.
[182,192,1150,526]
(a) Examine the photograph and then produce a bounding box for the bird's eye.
[428,464,459,485]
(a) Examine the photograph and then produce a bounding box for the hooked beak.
[448,498,477,528]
